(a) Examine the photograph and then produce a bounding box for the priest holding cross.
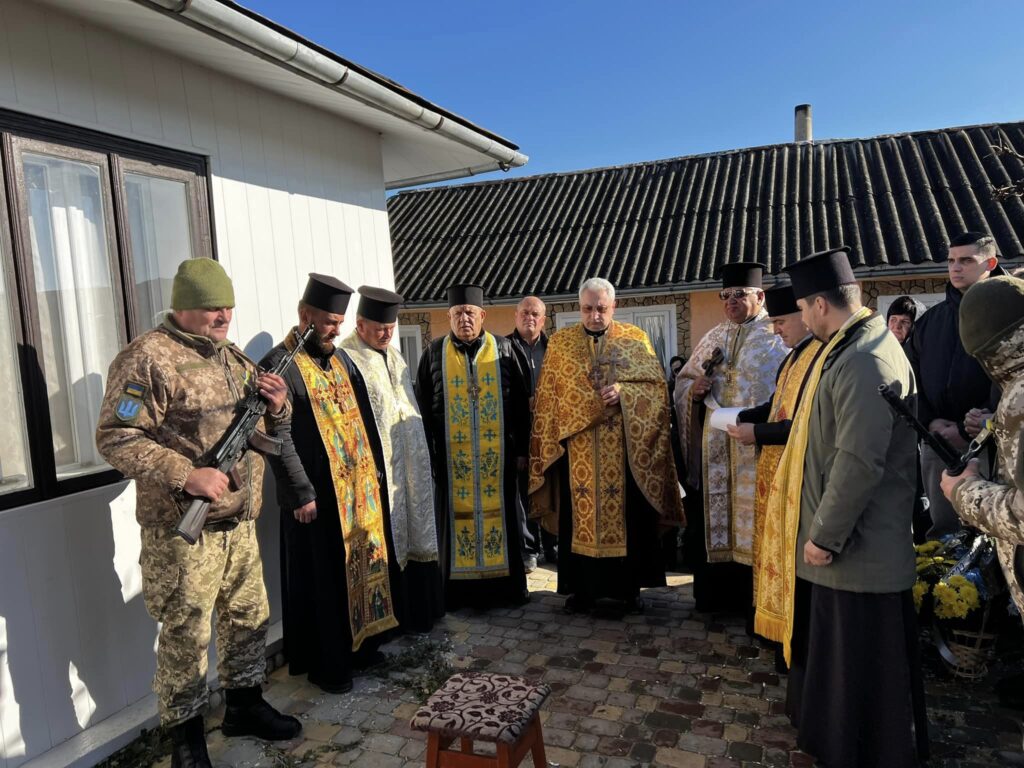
[530,277,685,614]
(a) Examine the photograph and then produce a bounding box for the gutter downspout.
[139,0,528,174]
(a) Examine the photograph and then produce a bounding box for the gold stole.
[443,333,509,579]
[751,339,823,599]
[292,342,398,650]
[568,332,628,557]
[528,323,685,557]
[754,308,870,663]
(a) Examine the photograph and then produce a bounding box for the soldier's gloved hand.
[257,372,288,414]
[184,467,231,501]
[294,500,317,524]
[941,459,980,501]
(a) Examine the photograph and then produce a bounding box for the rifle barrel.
[173,323,316,544]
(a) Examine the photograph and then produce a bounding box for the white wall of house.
[0,0,397,764]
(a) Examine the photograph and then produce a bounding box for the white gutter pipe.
[385,161,515,191]
[140,0,528,171]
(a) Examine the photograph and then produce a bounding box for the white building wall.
[0,0,396,763]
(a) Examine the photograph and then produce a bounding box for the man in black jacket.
[907,231,1002,538]
[507,295,556,570]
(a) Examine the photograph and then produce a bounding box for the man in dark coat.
[906,231,1003,538]
[507,295,556,570]
[262,274,403,694]
[783,247,927,768]
[415,284,532,609]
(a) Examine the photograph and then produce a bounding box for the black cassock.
[786,579,929,768]
[415,332,531,610]
[262,340,409,689]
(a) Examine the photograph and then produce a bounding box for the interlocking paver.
[121,567,1022,768]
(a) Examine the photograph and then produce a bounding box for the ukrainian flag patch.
[115,381,147,422]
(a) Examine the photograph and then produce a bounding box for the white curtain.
[25,153,119,478]
[0,256,31,493]
[635,313,669,374]
[124,173,192,330]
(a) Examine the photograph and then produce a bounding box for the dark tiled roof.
[389,121,1024,304]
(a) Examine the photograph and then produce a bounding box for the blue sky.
[243,1,1024,180]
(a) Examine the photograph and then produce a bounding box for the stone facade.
[399,311,433,349]
[861,276,947,309]
[398,276,946,360]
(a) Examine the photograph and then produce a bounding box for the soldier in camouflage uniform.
[941,275,1024,706]
[95,259,301,768]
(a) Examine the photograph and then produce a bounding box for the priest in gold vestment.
[263,274,400,695]
[675,263,788,614]
[725,282,822,662]
[530,278,685,613]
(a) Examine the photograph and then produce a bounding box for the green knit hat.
[959,275,1024,356]
[170,259,235,310]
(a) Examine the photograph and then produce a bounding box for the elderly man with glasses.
[675,263,789,616]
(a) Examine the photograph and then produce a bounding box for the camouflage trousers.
[141,521,270,726]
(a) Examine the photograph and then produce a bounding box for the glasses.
[718,288,757,301]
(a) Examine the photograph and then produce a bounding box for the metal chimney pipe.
[795,104,812,142]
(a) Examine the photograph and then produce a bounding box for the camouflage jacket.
[95,317,290,528]
[952,324,1024,618]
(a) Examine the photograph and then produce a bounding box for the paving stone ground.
[159,566,1023,767]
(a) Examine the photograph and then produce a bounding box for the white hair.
[578,277,615,302]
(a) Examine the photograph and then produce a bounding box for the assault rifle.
[877,384,991,475]
[175,324,316,544]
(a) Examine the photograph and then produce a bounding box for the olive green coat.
[797,313,918,593]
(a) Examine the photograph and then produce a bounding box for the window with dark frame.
[0,109,213,510]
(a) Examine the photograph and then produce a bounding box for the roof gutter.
[385,161,518,191]
[138,0,528,176]
[398,265,954,309]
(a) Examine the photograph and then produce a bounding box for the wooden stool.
[411,672,551,768]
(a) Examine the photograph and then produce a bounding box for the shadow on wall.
[0,480,155,765]
[248,329,286,628]
[244,332,275,367]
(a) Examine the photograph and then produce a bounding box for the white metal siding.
[0,0,396,763]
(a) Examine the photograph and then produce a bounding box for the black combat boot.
[221,685,302,741]
[168,715,212,768]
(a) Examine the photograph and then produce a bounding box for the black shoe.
[544,548,558,565]
[169,715,212,768]
[308,674,354,694]
[221,686,302,741]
